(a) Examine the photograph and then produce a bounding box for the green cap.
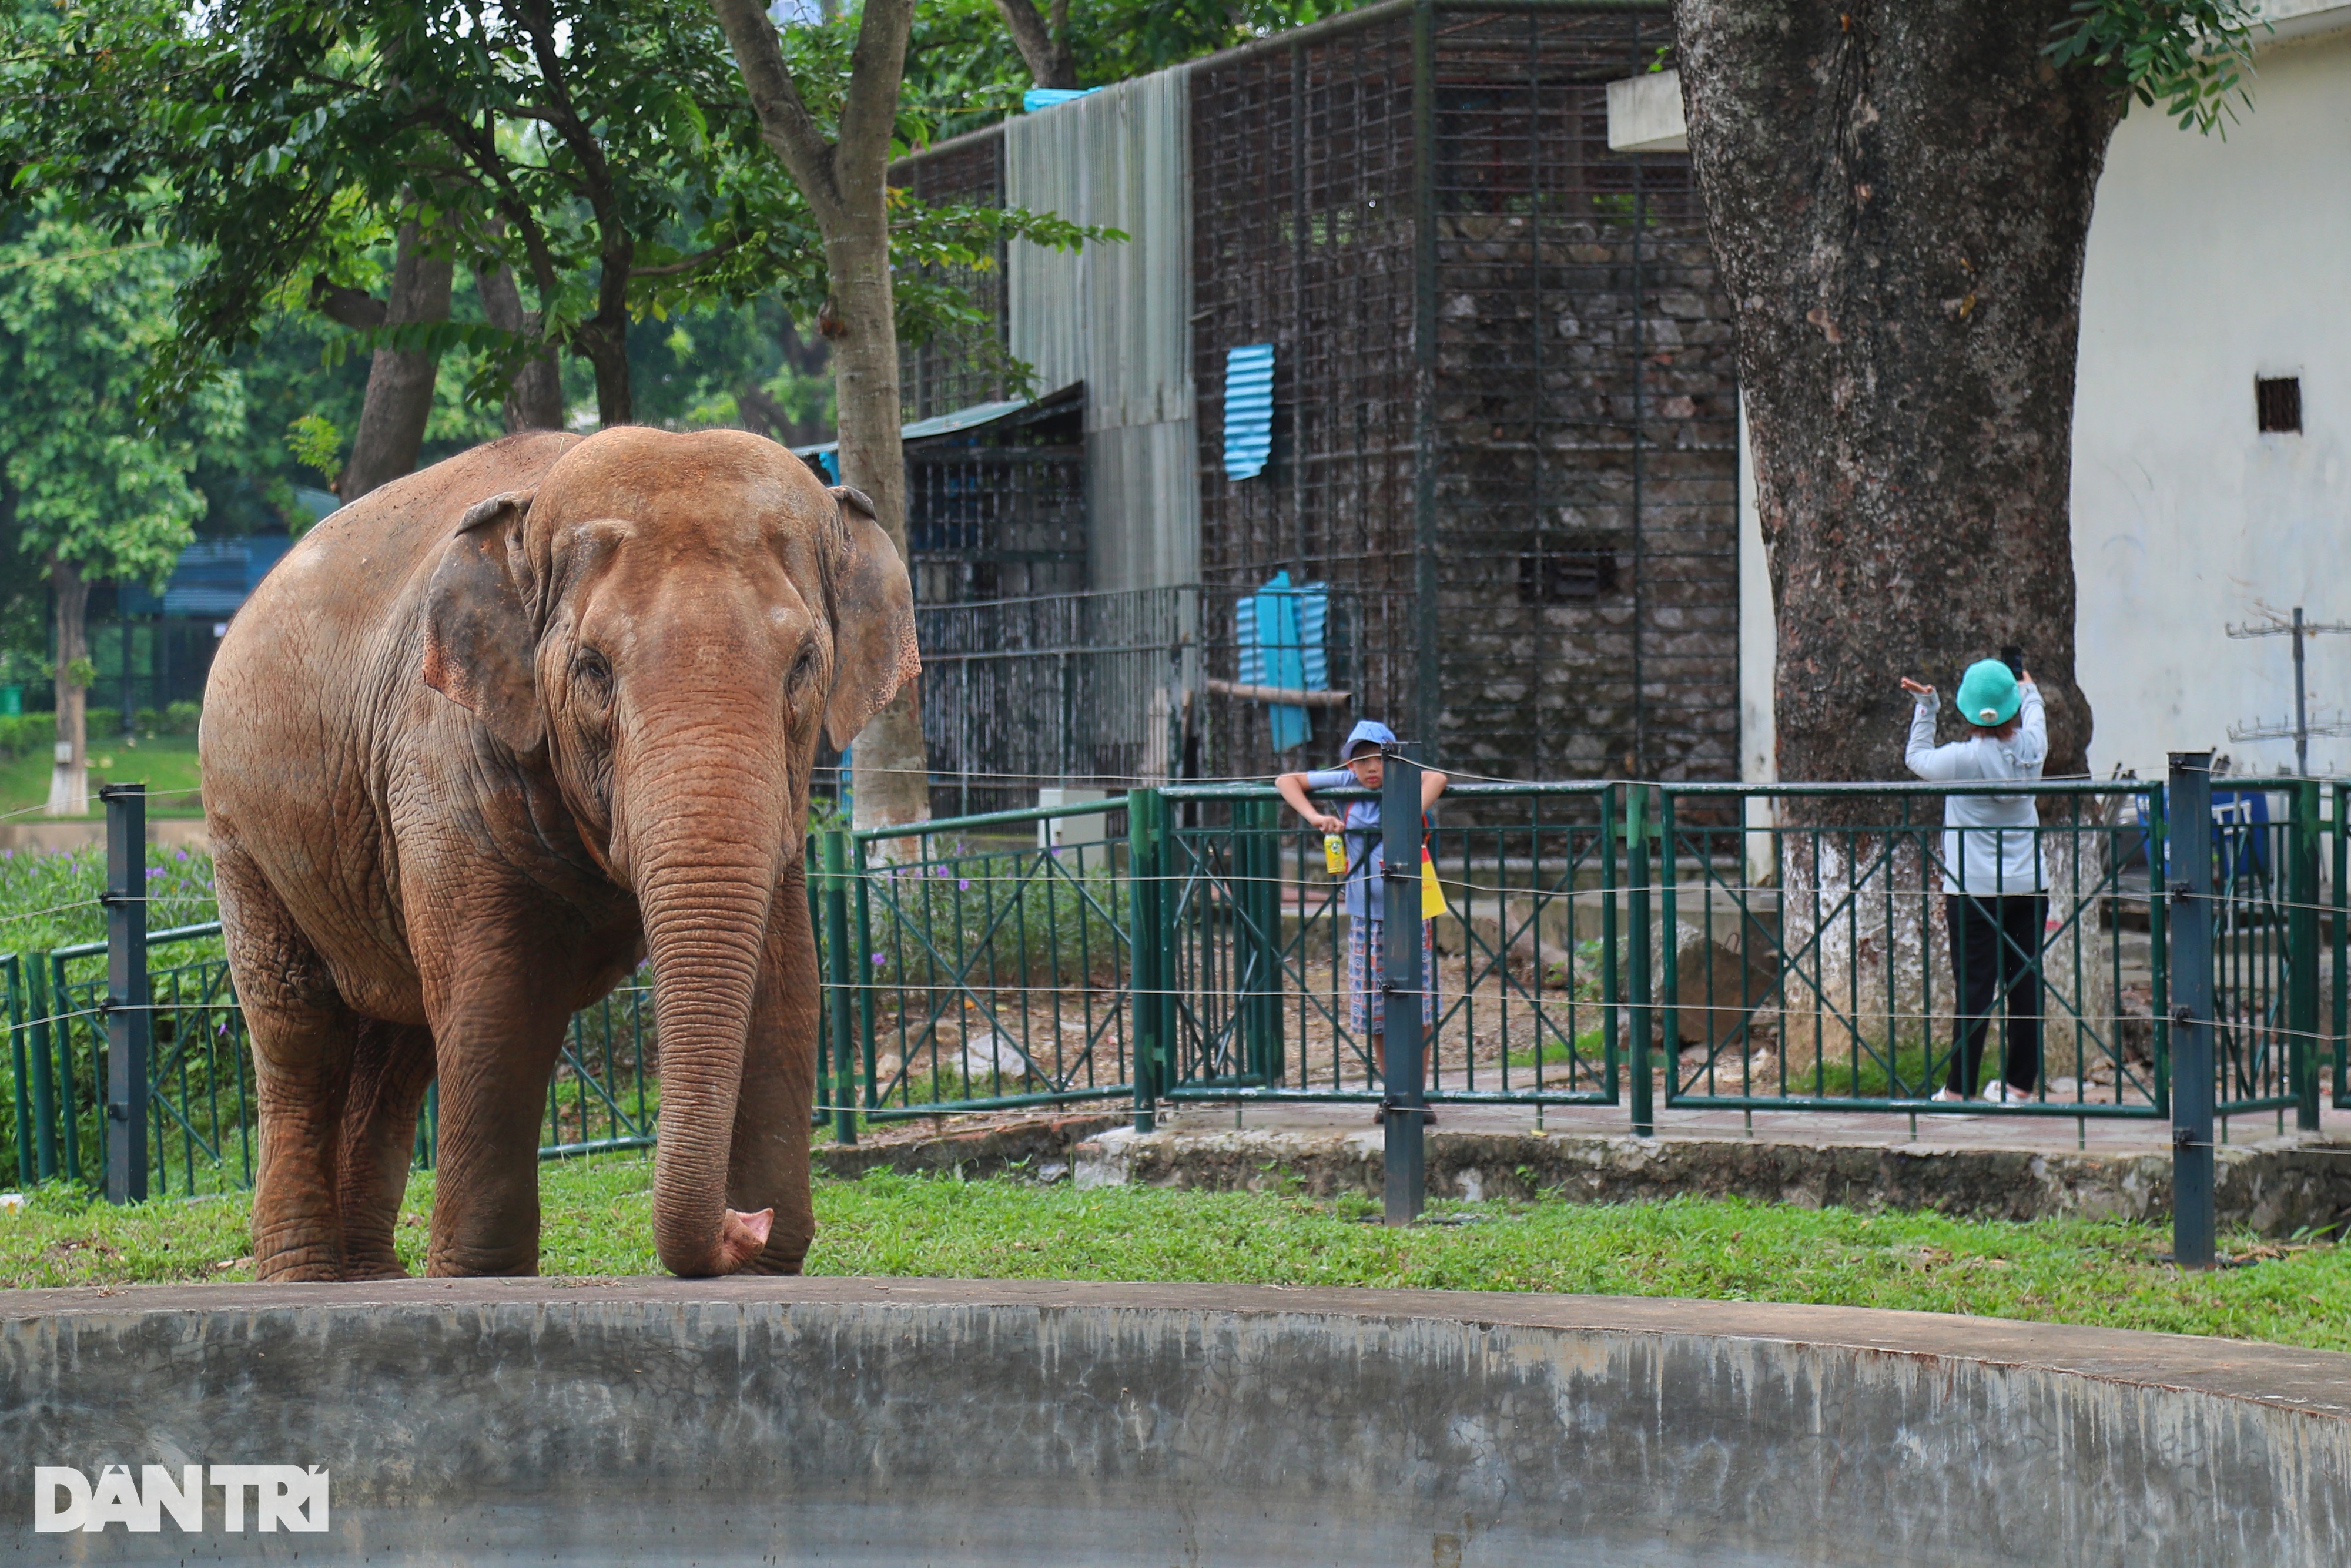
[1955,659,2021,728]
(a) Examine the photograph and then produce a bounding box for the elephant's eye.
[575,648,614,703]
[786,639,819,696]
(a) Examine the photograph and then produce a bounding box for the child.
[1901,659,2048,1105]
[1275,719,1449,1124]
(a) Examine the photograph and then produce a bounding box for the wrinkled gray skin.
[201,428,919,1279]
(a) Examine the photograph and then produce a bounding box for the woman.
[1901,659,2047,1105]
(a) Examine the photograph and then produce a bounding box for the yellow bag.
[1419,845,1446,919]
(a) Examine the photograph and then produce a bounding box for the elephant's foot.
[340,1258,411,1282]
[256,1255,346,1284]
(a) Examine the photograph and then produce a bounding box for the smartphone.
[2000,645,2025,679]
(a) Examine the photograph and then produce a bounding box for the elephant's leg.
[336,1020,437,1280]
[728,863,820,1274]
[215,841,356,1282]
[416,921,574,1277]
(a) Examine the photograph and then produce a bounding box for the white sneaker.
[1929,1087,1968,1104]
[1978,1081,2028,1104]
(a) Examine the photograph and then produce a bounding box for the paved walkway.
[1160,1094,2351,1152]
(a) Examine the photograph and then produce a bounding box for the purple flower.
[175,849,189,862]
[957,879,970,891]
[870,952,889,967]
[147,867,164,879]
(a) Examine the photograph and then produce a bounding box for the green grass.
[0,733,205,821]
[2,1154,2346,1352]
[1505,1027,1605,1070]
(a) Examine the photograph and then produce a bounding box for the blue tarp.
[1235,570,1328,753]
[1222,343,1275,481]
[1023,88,1100,112]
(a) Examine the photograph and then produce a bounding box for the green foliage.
[0,210,244,591]
[2045,0,2268,134]
[283,414,344,482]
[0,713,52,760]
[0,841,218,954]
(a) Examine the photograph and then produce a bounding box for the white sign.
[33,1464,329,1533]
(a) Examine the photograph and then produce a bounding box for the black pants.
[1943,894,2047,1095]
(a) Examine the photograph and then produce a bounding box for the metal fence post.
[5,957,28,1188]
[821,829,859,1146]
[1627,783,1655,1137]
[1380,745,1427,1224]
[2335,782,2348,1112]
[1127,788,1165,1133]
[101,782,150,1205]
[1241,795,1286,1089]
[25,954,56,1183]
[2167,753,2215,1268]
[2289,779,2320,1132]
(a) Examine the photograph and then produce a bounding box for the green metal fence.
[830,803,1135,1124]
[1139,782,1620,1110]
[8,923,250,1196]
[1653,781,2166,1123]
[2,772,2336,1198]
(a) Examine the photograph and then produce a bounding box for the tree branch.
[629,239,746,279]
[709,0,843,218]
[838,0,917,183]
[991,0,1077,89]
[309,277,387,330]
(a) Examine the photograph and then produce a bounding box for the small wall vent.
[2256,376,2302,434]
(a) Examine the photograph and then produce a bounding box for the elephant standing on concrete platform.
[201,428,918,1279]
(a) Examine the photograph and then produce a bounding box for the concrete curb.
[1073,1125,2351,1235]
[815,1112,1124,1184]
[3,1279,2345,1563]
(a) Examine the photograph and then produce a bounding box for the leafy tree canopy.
[0,207,242,593]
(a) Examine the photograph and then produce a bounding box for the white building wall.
[2069,18,2351,779]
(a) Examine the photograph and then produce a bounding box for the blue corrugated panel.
[1235,569,1327,753]
[1023,88,1100,112]
[1222,343,1275,481]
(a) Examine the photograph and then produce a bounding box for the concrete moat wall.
[2,1279,2347,1566]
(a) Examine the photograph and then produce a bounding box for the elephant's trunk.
[631,739,785,1277]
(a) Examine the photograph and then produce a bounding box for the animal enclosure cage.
[1188,1,1738,784]
[883,0,1737,802]
[903,385,1088,606]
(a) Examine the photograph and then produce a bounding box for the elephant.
[200,427,918,1279]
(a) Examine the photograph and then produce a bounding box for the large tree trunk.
[825,221,929,834]
[1672,1,2119,801]
[340,220,456,503]
[712,0,930,836]
[45,554,87,818]
[475,260,565,433]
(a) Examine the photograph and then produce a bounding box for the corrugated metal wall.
[1004,72,1200,595]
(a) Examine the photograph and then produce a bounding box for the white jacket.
[1905,684,2048,894]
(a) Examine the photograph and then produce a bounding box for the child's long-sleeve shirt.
[1906,684,2048,894]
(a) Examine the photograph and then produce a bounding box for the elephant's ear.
[422,488,545,755]
[824,485,920,751]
